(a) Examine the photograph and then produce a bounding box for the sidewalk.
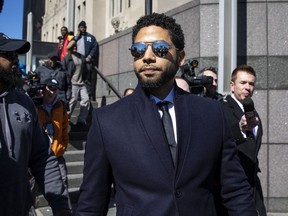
[35,207,287,216]
[35,206,116,216]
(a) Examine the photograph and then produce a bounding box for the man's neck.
[149,80,174,100]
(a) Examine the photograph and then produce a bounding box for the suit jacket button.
[175,189,182,198]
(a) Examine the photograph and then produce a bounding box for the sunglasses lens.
[130,42,147,58]
[152,41,171,57]
[130,41,173,58]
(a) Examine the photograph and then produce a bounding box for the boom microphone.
[242,97,256,121]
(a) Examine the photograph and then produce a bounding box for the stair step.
[64,150,85,162]
[68,173,83,189]
[36,186,82,208]
[69,131,89,140]
[67,140,86,151]
[67,161,84,174]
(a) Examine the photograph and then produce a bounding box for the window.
[55,24,58,39]
[82,1,86,20]
[111,0,115,17]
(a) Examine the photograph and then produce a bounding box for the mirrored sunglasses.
[129,40,178,58]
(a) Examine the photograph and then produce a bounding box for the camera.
[23,71,44,106]
[180,59,213,95]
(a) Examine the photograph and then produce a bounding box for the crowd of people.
[0,9,266,216]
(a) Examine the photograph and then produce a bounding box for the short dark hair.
[61,26,68,32]
[231,65,256,82]
[132,13,185,51]
[123,88,134,96]
[199,66,218,76]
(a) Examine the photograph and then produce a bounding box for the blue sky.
[0,0,24,39]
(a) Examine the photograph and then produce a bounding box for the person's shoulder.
[12,90,37,109]
[220,94,234,106]
[35,65,47,73]
[87,32,97,41]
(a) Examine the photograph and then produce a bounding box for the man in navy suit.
[221,65,266,215]
[76,13,258,216]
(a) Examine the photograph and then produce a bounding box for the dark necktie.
[246,130,255,140]
[157,102,177,166]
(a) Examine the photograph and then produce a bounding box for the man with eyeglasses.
[76,13,257,216]
[0,32,72,216]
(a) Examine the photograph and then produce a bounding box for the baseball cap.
[78,20,86,28]
[0,33,30,54]
[42,77,60,90]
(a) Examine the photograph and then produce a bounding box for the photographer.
[34,52,71,110]
[198,66,223,100]
[37,78,70,194]
[180,59,215,96]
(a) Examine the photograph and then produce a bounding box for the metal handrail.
[94,66,123,99]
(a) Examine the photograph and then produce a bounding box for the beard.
[0,65,14,82]
[0,64,18,89]
[135,64,179,90]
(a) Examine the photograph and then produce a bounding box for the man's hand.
[85,55,92,63]
[239,115,259,132]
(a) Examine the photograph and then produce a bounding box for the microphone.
[242,97,256,121]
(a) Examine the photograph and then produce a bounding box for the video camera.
[23,71,44,106]
[180,59,213,95]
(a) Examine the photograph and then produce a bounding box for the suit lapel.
[173,87,191,175]
[226,95,244,121]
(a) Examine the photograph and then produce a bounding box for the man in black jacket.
[221,65,266,216]
[0,32,72,216]
[71,21,99,101]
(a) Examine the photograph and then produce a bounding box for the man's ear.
[178,50,186,67]
[230,81,234,92]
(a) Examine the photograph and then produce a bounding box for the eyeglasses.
[129,40,178,58]
[0,51,17,61]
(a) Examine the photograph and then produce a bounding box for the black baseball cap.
[0,33,30,54]
[44,78,60,89]
[78,20,86,28]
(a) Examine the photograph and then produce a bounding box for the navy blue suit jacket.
[76,84,257,216]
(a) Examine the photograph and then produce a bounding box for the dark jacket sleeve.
[87,34,98,62]
[76,110,112,216]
